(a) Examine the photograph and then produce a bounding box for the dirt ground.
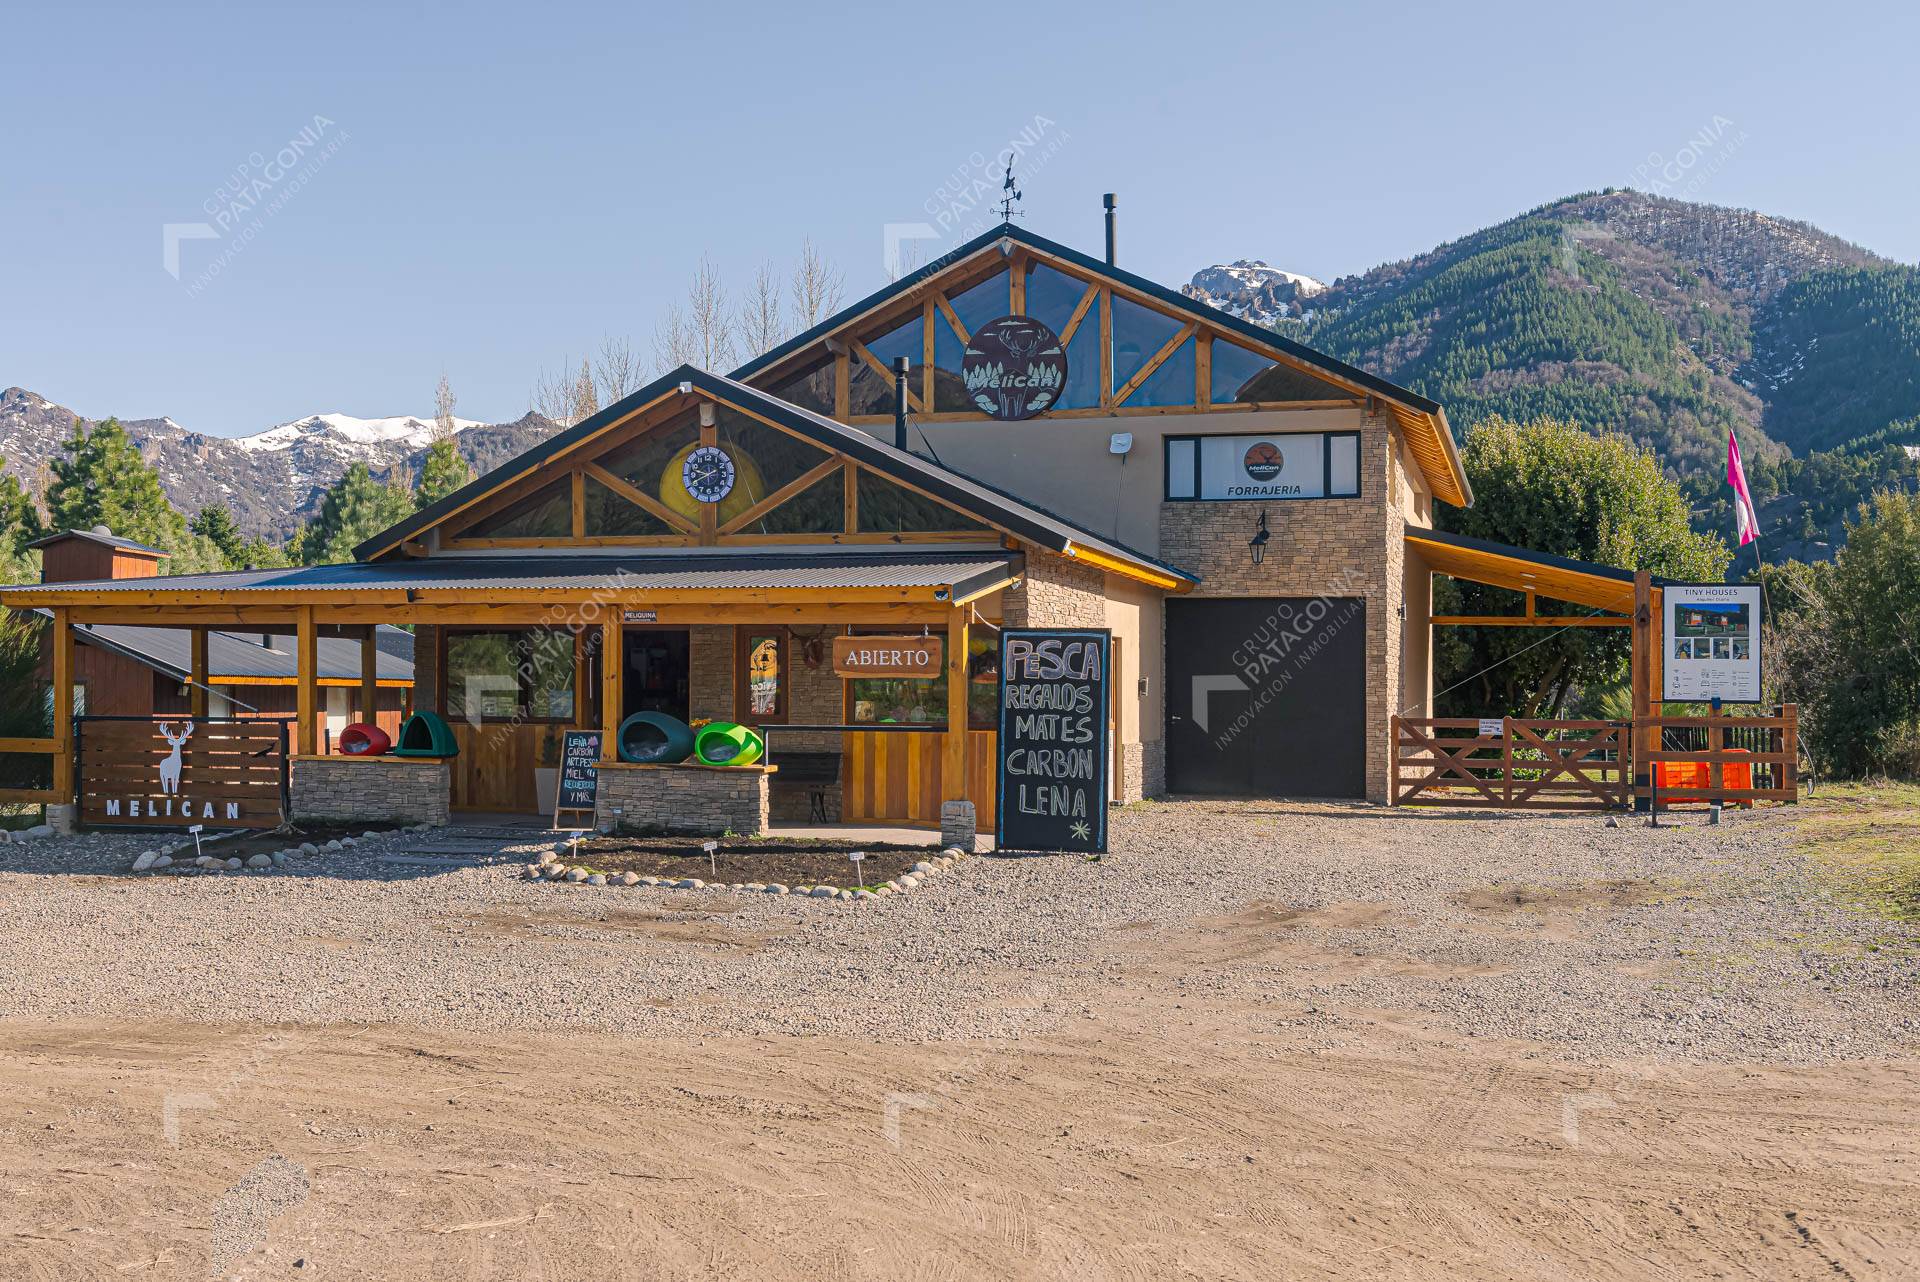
[2,792,1917,1280]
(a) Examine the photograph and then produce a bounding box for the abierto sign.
[1663,583,1763,703]
[77,717,287,829]
[832,635,943,679]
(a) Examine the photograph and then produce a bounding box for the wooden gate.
[1640,709,1798,808]
[1392,717,1629,810]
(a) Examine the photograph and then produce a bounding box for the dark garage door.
[1165,597,1366,798]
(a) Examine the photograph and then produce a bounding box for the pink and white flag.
[1726,430,1759,547]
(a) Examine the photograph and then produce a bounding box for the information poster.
[556,730,602,817]
[995,628,1111,853]
[1663,583,1763,703]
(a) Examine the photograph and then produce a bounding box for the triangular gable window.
[462,479,571,538]
[856,471,990,535]
[1211,338,1348,404]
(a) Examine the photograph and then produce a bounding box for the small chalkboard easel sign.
[553,729,603,830]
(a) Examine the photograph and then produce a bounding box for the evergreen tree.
[189,504,245,563]
[415,437,473,509]
[45,418,183,549]
[305,462,415,564]
[0,463,45,582]
[1433,417,1731,718]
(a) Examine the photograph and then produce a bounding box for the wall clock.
[680,445,736,504]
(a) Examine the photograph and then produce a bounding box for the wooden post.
[296,607,318,757]
[942,606,969,802]
[189,627,209,719]
[600,616,623,762]
[1782,703,1799,801]
[573,627,589,728]
[50,607,73,804]
[359,627,379,725]
[1630,570,1651,804]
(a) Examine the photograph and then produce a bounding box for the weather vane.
[998,155,1023,223]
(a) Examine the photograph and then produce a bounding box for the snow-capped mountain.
[0,387,553,541]
[1182,259,1327,327]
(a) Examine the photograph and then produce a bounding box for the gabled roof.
[40,614,414,683]
[28,527,168,557]
[729,222,1470,507]
[352,365,1195,589]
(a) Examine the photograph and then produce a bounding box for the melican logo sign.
[79,718,286,830]
[1242,442,1284,481]
[962,316,1067,420]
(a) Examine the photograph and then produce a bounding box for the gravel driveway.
[0,799,1912,1064]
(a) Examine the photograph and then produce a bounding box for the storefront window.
[444,629,576,723]
[735,628,788,724]
[846,632,997,728]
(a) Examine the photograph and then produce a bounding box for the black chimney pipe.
[892,355,911,451]
[1103,193,1117,265]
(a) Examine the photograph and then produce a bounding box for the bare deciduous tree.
[530,357,601,427]
[651,303,695,376]
[432,373,458,440]
[572,360,598,422]
[790,237,844,334]
[737,261,784,361]
[594,336,643,405]
[684,256,735,371]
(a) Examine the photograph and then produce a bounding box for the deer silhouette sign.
[157,721,194,795]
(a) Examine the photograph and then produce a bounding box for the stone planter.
[593,761,773,837]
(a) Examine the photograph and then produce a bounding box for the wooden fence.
[1392,717,1630,809]
[1394,710,1798,811]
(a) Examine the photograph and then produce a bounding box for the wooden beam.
[296,606,318,757]
[581,461,700,534]
[1431,615,1629,628]
[1112,322,1198,407]
[360,626,379,723]
[600,616,622,763]
[1195,333,1212,410]
[573,627,589,729]
[1631,570,1651,795]
[842,459,859,533]
[833,352,849,419]
[921,299,935,409]
[189,626,210,718]
[50,608,73,805]
[570,468,586,540]
[1098,286,1113,407]
[849,339,923,413]
[718,457,844,535]
[1057,280,1099,346]
[933,292,969,345]
[1009,254,1026,314]
[943,606,969,803]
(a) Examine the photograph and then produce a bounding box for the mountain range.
[5,189,1916,558]
[1185,190,1920,561]
[0,387,555,542]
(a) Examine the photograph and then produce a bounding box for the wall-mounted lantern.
[1248,512,1270,566]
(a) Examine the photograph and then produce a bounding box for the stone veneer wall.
[412,625,441,714]
[1157,409,1405,803]
[687,625,734,722]
[291,757,451,826]
[594,762,770,836]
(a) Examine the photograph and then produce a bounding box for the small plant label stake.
[703,840,719,882]
[566,830,585,865]
[188,823,204,862]
[848,849,866,887]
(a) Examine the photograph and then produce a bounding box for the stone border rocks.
[124,823,440,876]
[522,846,975,904]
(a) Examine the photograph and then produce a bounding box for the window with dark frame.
[1162,430,1363,502]
[841,625,997,729]
[440,628,578,724]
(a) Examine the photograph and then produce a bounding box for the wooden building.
[2,220,1706,835]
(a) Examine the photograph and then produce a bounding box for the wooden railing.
[1394,708,1800,811]
[1640,708,1798,808]
[0,736,61,806]
[1392,718,1629,809]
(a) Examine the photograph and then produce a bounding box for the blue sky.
[4,0,1914,436]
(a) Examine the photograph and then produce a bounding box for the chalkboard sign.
[555,729,602,825]
[995,628,1111,853]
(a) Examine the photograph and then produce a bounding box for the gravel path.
[0,800,1912,1064]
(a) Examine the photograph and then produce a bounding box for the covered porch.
[15,549,1022,841]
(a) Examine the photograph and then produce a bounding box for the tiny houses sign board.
[1663,583,1763,703]
[832,635,944,679]
[995,628,1111,854]
[77,717,285,829]
[554,730,602,823]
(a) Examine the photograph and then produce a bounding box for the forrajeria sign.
[77,717,287,830]
[995,628,1110,853]
[1164,431,1362,501]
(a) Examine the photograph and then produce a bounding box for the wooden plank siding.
[447,721,575,815]
[841,729,996,828]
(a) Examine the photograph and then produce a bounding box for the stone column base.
[940,800,977,850]
[291,756,451,827]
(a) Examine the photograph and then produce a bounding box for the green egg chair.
[693,721,764,766]
[391,710,459,757]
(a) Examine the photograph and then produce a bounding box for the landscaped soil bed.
[202,820,405,862]
[573,837,933,887]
